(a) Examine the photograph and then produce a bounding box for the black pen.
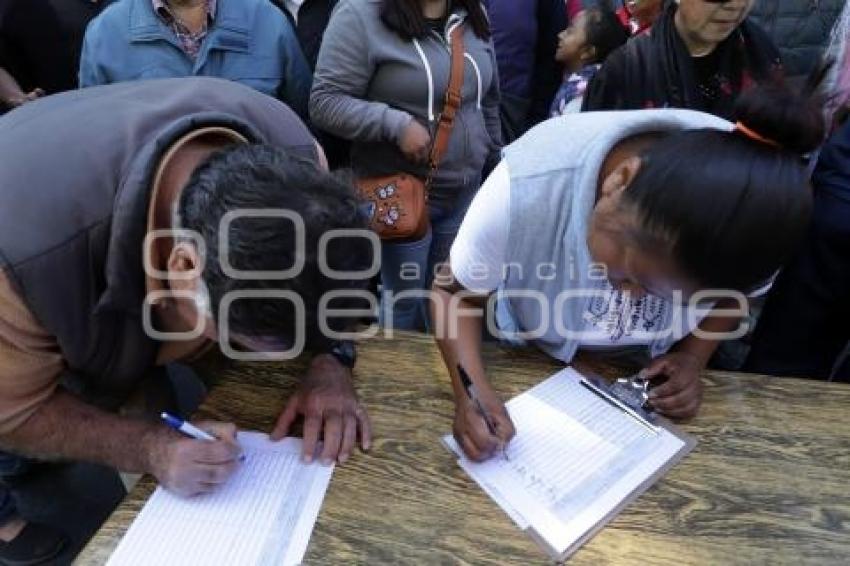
[457,364,509,460]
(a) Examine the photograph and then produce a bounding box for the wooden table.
[77,332,850,565]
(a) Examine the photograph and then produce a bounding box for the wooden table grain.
[76,332,850,565]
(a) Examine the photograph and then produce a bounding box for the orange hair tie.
[734,121,782,149]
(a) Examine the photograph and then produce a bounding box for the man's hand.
[271,354,371,465]
[644,351,705,419]
[144,421,242,497]
[4,88,44,108]
[453,386,515,462]
[398,118,432,164]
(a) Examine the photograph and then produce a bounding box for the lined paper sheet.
[444,368,690,558]
[107,433,333,566]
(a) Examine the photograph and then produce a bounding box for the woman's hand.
[398,119,432,164]
[453,386,515,462]
[644,351,705,419]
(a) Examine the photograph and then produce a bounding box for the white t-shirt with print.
[450,161,764,349]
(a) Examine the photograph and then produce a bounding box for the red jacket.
[617,6,653,36]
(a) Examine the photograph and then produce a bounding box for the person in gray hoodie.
[310,0,502,330]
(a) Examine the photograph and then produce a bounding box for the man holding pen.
[0,77,373,560]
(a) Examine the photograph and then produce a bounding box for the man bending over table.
[0,77,372,562]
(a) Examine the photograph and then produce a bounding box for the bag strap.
[426,24,466,181]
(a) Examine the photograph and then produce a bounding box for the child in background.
[550,7,629,116]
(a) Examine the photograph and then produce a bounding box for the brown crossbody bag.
[356,25,465,241]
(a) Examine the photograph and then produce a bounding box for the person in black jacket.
[272,0,339,71]
[583,0,783,120]
[483,0,567,142]
[50,0,113,76]
[0,0,73,110]
[745,120,850,382]
[0,0,112,111]
[270,0,354,168]
[749,0,844,87]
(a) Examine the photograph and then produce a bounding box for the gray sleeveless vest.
[498,109,730,362]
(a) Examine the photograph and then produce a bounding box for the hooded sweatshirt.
[310,0,502,202]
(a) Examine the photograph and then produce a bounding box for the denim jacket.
[79,0,311,118]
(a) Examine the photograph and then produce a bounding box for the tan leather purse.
[357,25,466,241]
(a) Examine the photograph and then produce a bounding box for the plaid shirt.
[152,0,217,59]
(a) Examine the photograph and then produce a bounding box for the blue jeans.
[380,184,477,331]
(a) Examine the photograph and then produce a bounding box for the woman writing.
[582,0,782,120]
[433,86,823,461]
[311,0,502,330]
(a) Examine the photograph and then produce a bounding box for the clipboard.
[538,375,695,561]
[443,367,697,562]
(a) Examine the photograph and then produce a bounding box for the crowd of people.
[0,0,849,562]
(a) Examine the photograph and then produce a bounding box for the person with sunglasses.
[583,0,782,120]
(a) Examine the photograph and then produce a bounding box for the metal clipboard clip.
[579,373,660,435]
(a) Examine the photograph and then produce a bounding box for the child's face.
[555,11,590,70]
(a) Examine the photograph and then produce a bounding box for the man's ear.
[580,45,597,65]
[598,156,643,201]
[166,241,203,292]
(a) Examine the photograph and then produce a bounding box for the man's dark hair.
[381,0,490,41]
[179,144,374,351]
[620,85,825,292]
[584,6,629,65]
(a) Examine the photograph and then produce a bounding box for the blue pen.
[161,412,246,462]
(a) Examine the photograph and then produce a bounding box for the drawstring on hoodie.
[412,12,482,122]
[464,53,482,110]
[412,38,436,122]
